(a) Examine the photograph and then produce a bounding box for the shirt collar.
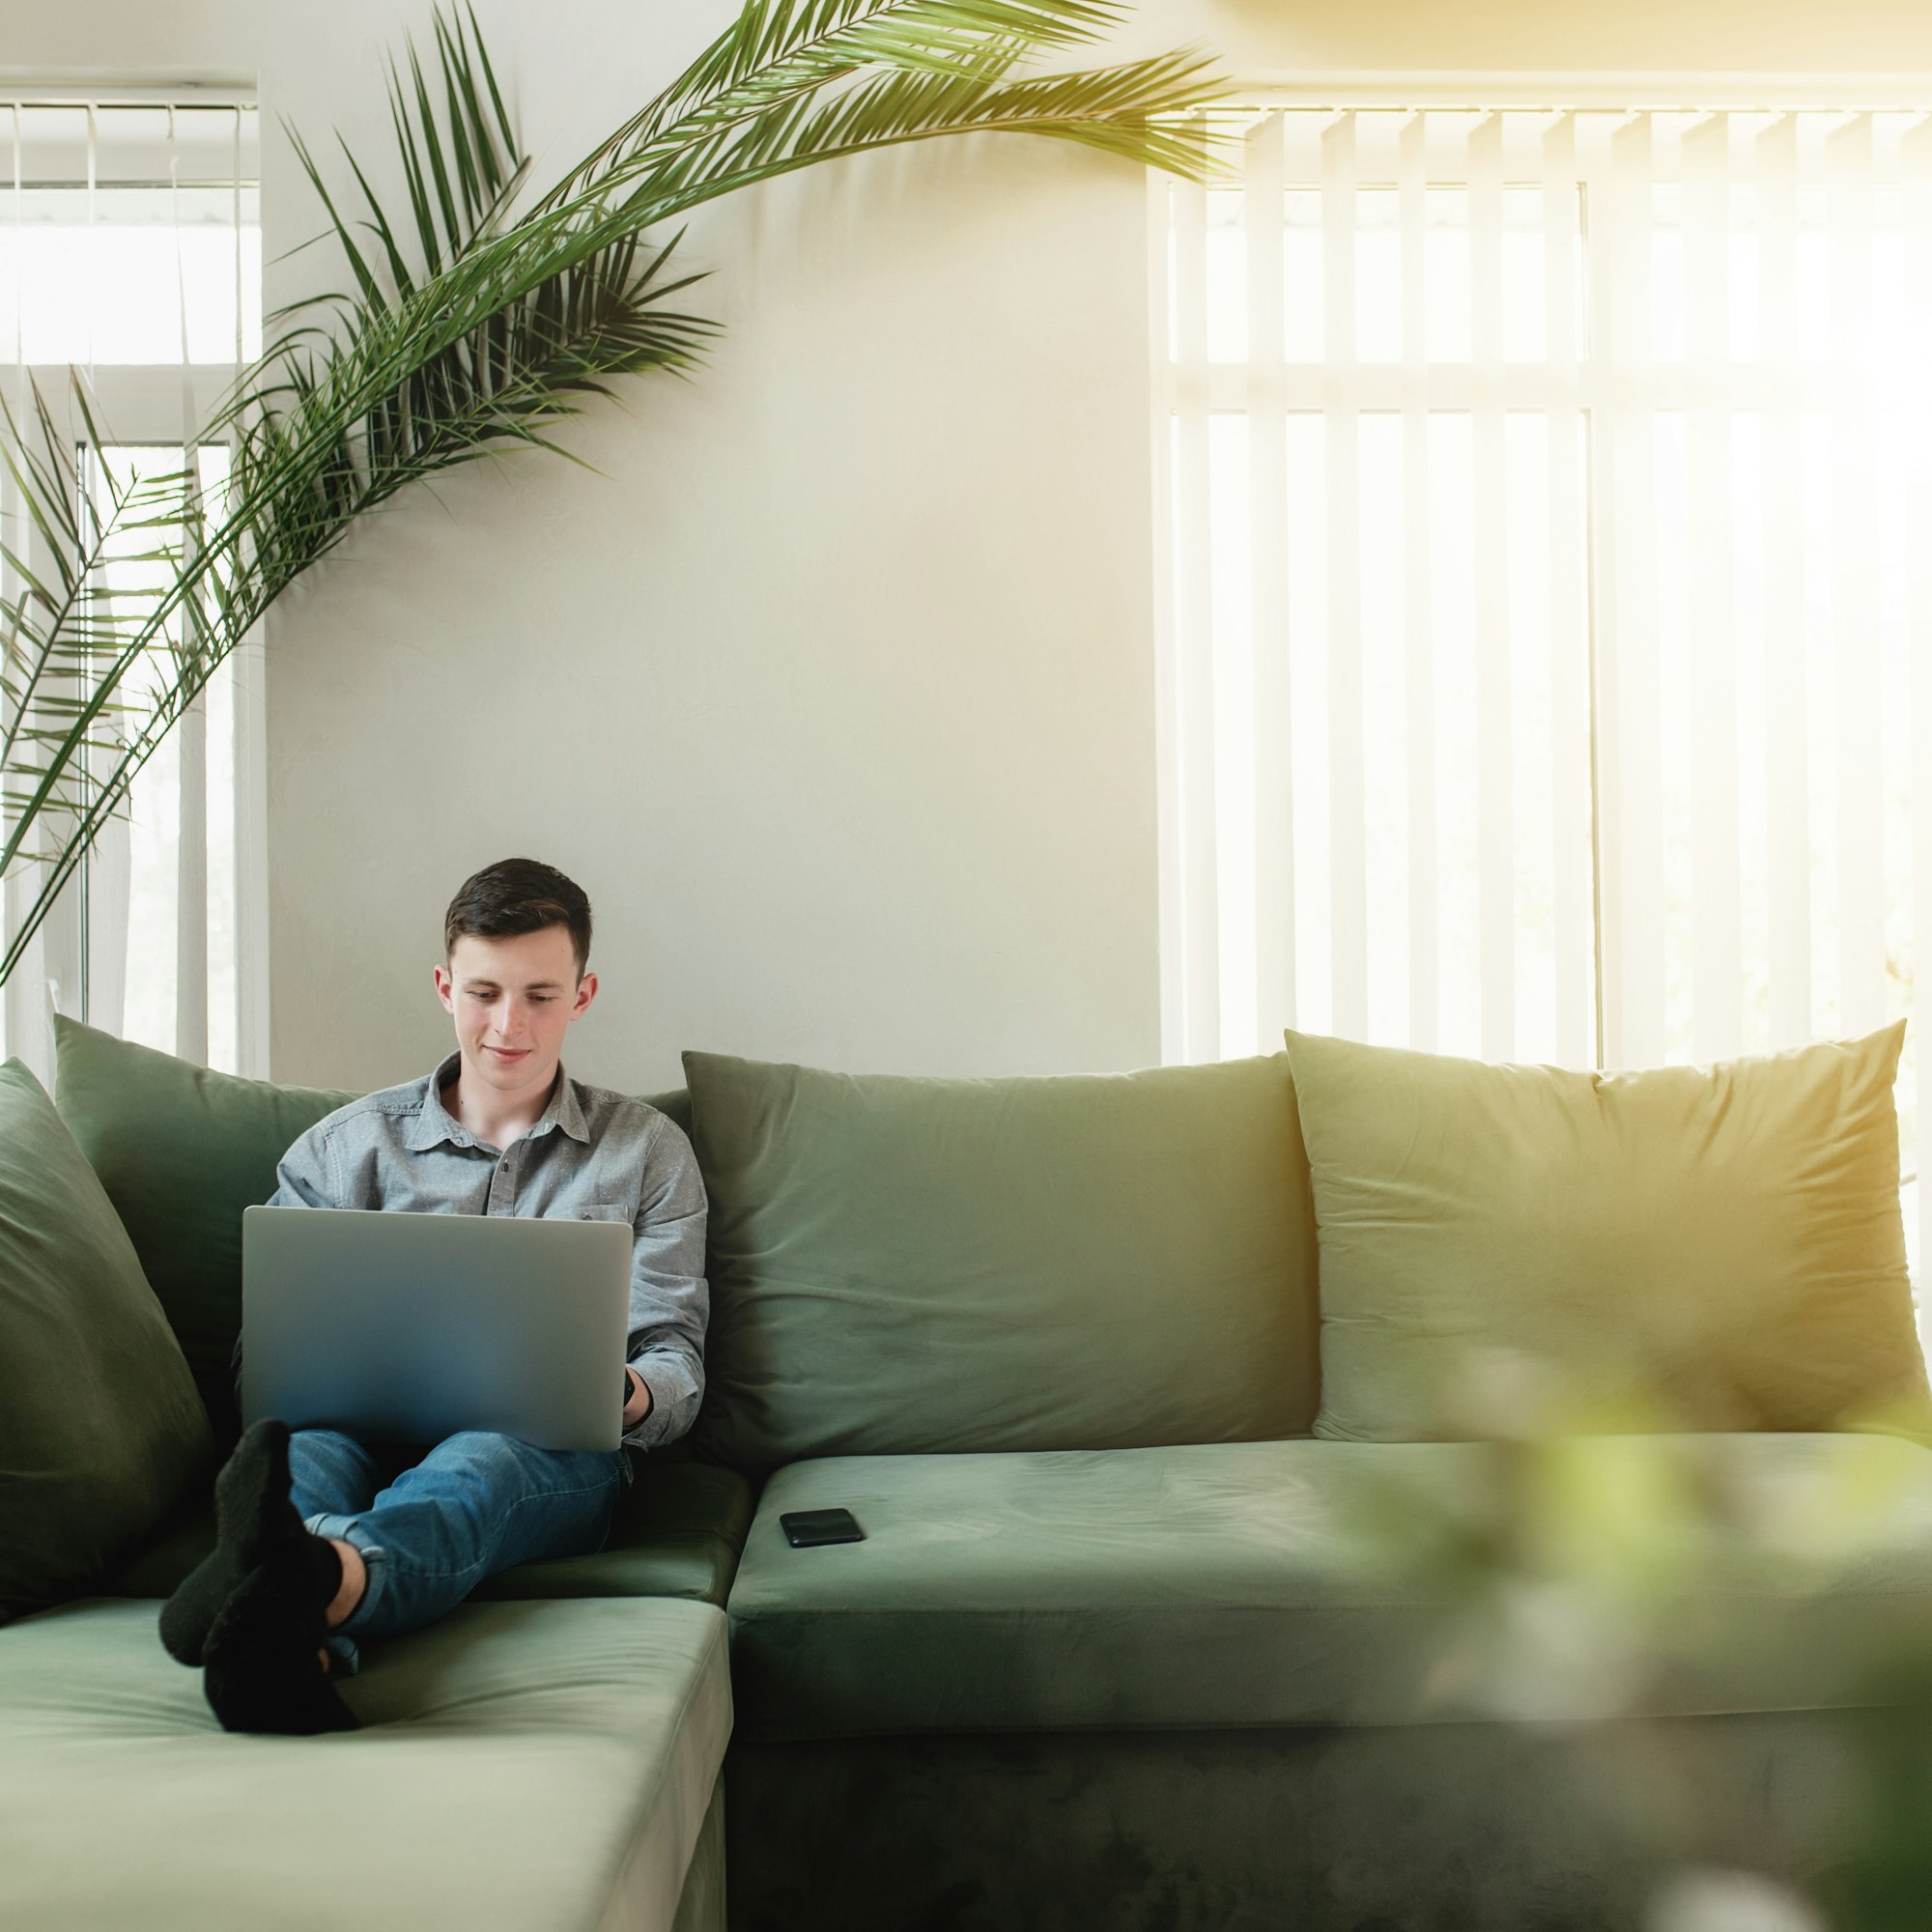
[406,1052,591,1152]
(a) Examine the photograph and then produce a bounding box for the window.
[0,97,265,1078]
[1152,105,1932,1269]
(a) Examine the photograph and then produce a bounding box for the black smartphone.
[781,1508,864,1548]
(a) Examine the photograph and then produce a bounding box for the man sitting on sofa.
[155,856,709,1736]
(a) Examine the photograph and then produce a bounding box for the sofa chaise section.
[0,1595,732,1932]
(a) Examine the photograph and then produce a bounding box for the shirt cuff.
[621,1355,697,1450]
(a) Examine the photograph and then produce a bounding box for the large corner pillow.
[0,1059,213,1621]
[683,1049,1321,1471]
[1283,1025,1931,1441]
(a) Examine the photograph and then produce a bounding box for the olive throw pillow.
[0,1059,213,1622]
[685,1048,1321,1471]
[1284,1024,1931,1441]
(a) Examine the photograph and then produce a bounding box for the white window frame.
[0,86,269,1081]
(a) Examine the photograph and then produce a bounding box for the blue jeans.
[288,1429,629,1673]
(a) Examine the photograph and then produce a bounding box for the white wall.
[14,0,1932,1093]
[0,0,255,84]
[250,0,1208,1094]
[256,0,1162,1093]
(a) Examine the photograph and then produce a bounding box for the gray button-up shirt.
[265,1052,708,1450]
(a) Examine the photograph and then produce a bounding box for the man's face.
[433,925,596,1103]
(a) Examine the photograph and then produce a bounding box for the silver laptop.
[242,1206,632,1453]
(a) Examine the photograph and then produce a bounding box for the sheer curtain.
[1153,104,1932,1271]
[0,97,265,1081]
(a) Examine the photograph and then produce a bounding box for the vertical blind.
[0,99,265,1082]
[1152,104,1932,1271]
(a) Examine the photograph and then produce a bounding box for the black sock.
[301,1531,345,1617]
[160,1419,320,1666]
[202,1544,360,1737]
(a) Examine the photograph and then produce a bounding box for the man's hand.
[622,1366,653,1430]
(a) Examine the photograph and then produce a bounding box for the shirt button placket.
[488,1147,516,1215]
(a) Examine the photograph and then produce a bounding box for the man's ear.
[434,962,456,1014]
[572,971,598,1021]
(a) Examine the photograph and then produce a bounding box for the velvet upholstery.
[1284,1026,1930,1440]
[672,1776,727,1932]
[728,1434,1932,1742]
[724,1715,1872,1932]
[683,1048,1321,1471]
[0,1596,731,1932]
[0,1062,213,1622]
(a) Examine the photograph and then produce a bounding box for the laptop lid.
[242,1206,631,1454]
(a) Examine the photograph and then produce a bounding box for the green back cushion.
[1284,1025,1932,1440]
[52,1015,693,1445]
[0,1060,213,1621]
[53,1016,355,1445]
[684,1049,1321,1471]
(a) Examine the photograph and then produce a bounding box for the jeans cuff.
[321,1628,362,1676]
[303,1513,388,1676]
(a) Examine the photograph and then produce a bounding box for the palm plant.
[0,0,1225,990]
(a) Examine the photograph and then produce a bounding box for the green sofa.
[7,1018,1932,1931]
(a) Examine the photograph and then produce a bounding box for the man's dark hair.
[443,858,593,977]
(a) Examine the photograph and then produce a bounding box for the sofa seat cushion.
[106,1458,757,1608]
[0,1595,730,1932]
[726,1434,1932,1743]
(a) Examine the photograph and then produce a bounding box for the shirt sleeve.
[268,1124,343,1210]
[621,1115,709,1450]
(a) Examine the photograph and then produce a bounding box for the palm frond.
[611,47,1227,224]
[545,0,1133,210]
